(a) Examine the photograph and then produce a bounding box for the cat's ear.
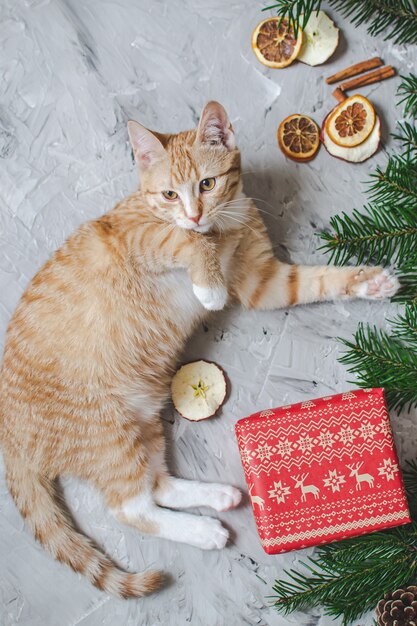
[196,101,235,150]
[127,120,166,169]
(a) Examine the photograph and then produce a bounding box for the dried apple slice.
[171,360,227,421]
[252,17,303,69]
[278,114,320,162]
[321,114,380,163]
[325,95,376,148]
[298,11,339,66]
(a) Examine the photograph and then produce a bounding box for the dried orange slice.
[278,114,320,161]
[252,17,303,69]
[325,95,376,148]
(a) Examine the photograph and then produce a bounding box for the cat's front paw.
[349,268,400,300]
[193,284,228,310]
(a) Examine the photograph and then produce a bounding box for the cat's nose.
[189,215,200,224]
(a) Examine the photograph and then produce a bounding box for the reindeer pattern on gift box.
[248,484,265,510]
[291,473,320,502]
[346,462,374,490]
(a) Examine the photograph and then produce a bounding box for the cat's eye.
[162,190,178,201]
[199,177,216,192]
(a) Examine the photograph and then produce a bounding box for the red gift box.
[235,388,410,554]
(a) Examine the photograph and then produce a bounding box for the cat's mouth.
[175,218,213,234]
[192,223,212,234]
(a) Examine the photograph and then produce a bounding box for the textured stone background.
[0,1,416,625]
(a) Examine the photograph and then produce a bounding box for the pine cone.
[376,586,417,626]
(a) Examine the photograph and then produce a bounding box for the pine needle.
[368,156,417,211]
[392,121,417,158]
[338,322,417,413]
[264,0,417,45]
[393,261,417,305]
[389,304,417,347]
[261,0,322,35]
[272,526,417,625]
[329,0,417,45]
[398,73,417,118]
[317,205,417,267]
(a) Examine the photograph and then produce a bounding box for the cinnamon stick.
[340,65,395,91]
[332,87,347,102]
[326,57,383,85]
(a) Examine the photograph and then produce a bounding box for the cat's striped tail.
[4,460,163,598]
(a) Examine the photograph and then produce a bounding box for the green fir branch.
[317,205,417,267]
[338,322,417,413]
[368,155,417,211]
[390,304,417,348]
[403,459,417,509]
[403,459,417,519]
[262,0,321,35]
[398,73,417,118]
[263,0,417,45]
[392,121,417,158]
[393,262,417,304]
[272,526,417,625]
[330,0,417,45]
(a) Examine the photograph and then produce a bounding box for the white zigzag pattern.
[261,510,410,547]
[237,408,387,441]
[237,402,384,433]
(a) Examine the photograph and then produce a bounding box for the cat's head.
[127,102,242,234]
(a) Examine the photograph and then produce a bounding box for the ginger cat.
[0,102,398,598]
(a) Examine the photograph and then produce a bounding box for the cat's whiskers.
[218,197,279,221]
[217,211,259,235]
[218,208,263,225]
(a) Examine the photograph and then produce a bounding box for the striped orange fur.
[0,101,399,598]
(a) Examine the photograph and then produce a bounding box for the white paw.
[355,269,400,300]
[187,516,229,550]
[193,284,228,311]
[202,484,242,512]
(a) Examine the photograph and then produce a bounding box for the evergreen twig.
[403,460,417,519]
[338,321,417,413]
[262,0,321,34]
[317,205,417,267]
[393,261,417,305]
[263,0,417,45]
[392,121,417,158]
[389,305,417,351]
[398,73,417,118]
[272,525,417,625]
[330,0,417,45]
[368,155,417,211]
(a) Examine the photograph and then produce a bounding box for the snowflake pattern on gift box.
[297,435,314,453]
[338,426,356,445]
[268,481,291,504]
[378,420,392,437]
[259,409,275,418]
[359,421,376,441]
[318,430,334,449]
[378,458,399,481]
[240,449,252,466]
[256,443,273,461]
[276,438,293,457]
[342,391,356,401]
[323,469,346,493]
